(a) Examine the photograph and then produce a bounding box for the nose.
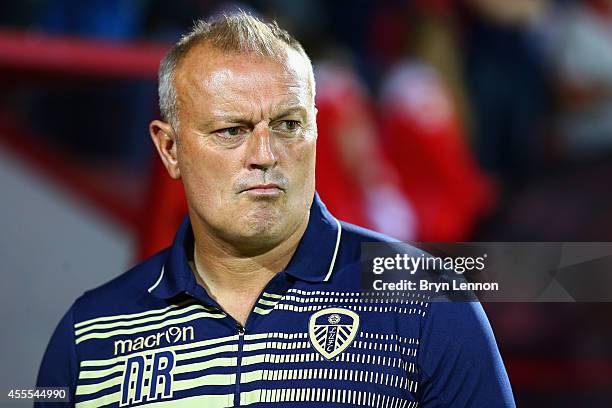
[246,123,277,170]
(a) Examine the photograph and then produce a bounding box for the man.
[37,13,515,407]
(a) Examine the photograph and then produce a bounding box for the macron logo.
[114,326,194,356]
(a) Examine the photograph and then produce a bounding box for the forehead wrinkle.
[179,81,310,127]
[212,86,307,118]
[201,70,305,106]
[211,105,258,125]
[174,47,314,126]
[270,98,309,117]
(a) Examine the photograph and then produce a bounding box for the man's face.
[171,45,316,250]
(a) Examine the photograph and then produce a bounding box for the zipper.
[191,275,284,406]
[230,279,278,407]
[234,323,246,406]
[185,289,246,406]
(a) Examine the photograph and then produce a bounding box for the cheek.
[284,140,316,186]
[178,141,233,200]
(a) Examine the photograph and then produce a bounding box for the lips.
[241,183,283,193]
[247,183,279,190]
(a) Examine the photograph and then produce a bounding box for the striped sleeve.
[35,304,78,408]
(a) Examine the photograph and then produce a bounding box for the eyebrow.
[271,106,308,121]
[212,114,252,124]
[197,113,251,130]
[206,106,308,127]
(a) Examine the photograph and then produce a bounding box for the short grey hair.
[158,11,315,130]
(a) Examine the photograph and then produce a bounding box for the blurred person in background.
[314,59,417,241]
[470,0,612,241]
[371,0,496,241]
[27,0,156,169]
[461,0,552,184]
[379,60,496,241]
[553,0,612,159]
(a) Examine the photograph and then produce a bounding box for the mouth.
[241,183,284,195]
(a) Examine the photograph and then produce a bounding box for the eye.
[215,126,246,138]
[285,120,299,131]
[275,120,301,133]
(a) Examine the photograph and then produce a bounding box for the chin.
[241,212,285,240]
[234,206,302,249]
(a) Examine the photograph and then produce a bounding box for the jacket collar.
[149,193,342,299]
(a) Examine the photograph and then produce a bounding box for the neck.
[190,214,309,325]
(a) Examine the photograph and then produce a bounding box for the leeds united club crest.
[309,308,359,359]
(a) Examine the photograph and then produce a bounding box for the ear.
[149,120,181,179]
